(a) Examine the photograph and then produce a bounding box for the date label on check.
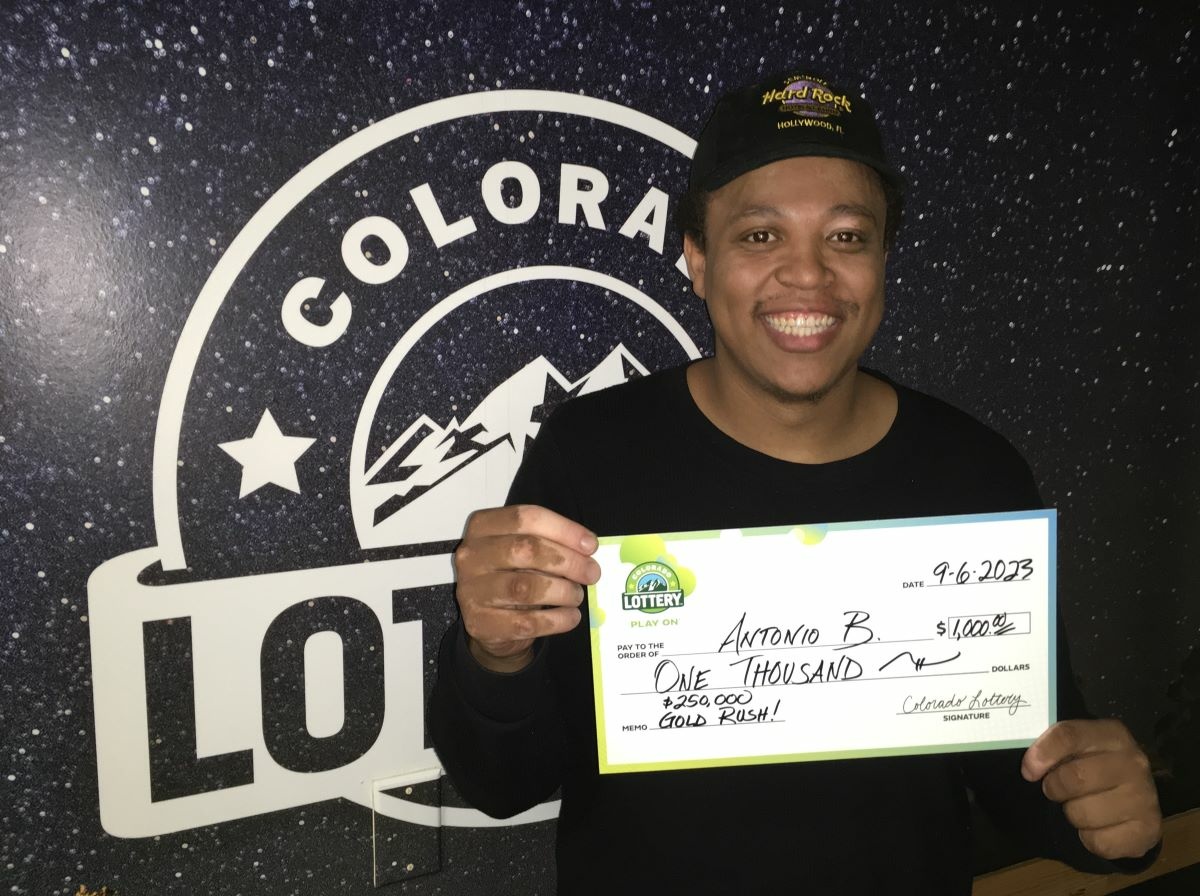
[586,510,1056,774]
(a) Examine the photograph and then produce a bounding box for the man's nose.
[775,238,832,290]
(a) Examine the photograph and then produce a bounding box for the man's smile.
[761,311,839,338]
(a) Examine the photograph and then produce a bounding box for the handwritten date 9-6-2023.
[931,558,1033,586]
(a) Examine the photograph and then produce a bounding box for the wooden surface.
[972,808,1200,896]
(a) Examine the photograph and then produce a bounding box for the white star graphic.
[218,409,317,498]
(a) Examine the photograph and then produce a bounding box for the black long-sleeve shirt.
[431,365,1152,894]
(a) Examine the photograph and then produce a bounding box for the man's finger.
[1079,819,1163,861]
[465,504,599,554]
[466,604,583,645]
[1058,782,1149,831]
[462,570,588,610]
[1040,751,1148,804]
[1021,719,1133,782]
[458,533,600,585]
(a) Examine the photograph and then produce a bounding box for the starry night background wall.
[1,2,1196,895]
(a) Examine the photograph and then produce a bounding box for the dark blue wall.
[1,2,1196,894]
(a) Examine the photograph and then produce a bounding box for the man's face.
[683,155,888,405]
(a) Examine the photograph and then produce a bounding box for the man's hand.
[454,504,600,673]
[1021,719,1162,860]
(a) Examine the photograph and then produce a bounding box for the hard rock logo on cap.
[762,75,853,119]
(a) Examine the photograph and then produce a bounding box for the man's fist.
[453,504,600,673]
[1022,719,1161,860]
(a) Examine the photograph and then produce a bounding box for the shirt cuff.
[447,622,551,725]
[1106,839,1162,874]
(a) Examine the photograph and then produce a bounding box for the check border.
[588,509,1058,774]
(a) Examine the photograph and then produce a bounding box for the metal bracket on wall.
[372,768,444,887]
[371,766,562,886]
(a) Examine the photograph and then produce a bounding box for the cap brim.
[696,141,905,193]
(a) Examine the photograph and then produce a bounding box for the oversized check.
[587,510,1056,774]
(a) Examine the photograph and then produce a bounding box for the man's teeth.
[764,313,837,337]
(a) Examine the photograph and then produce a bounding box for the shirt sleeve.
[428,419,578,818]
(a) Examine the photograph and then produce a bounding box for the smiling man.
[431,70,1161,894]
[682,153,895,464]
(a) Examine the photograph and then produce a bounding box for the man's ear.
[682,232,707,300]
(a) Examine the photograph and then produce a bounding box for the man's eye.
[830,231,864,244]
[744,230,774,244]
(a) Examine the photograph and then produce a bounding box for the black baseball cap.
[689,70,903,193]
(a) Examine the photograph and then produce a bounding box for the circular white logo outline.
[350,265,702,547]
[152,90,698,570]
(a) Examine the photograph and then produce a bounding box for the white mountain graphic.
[354,345,649,548]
